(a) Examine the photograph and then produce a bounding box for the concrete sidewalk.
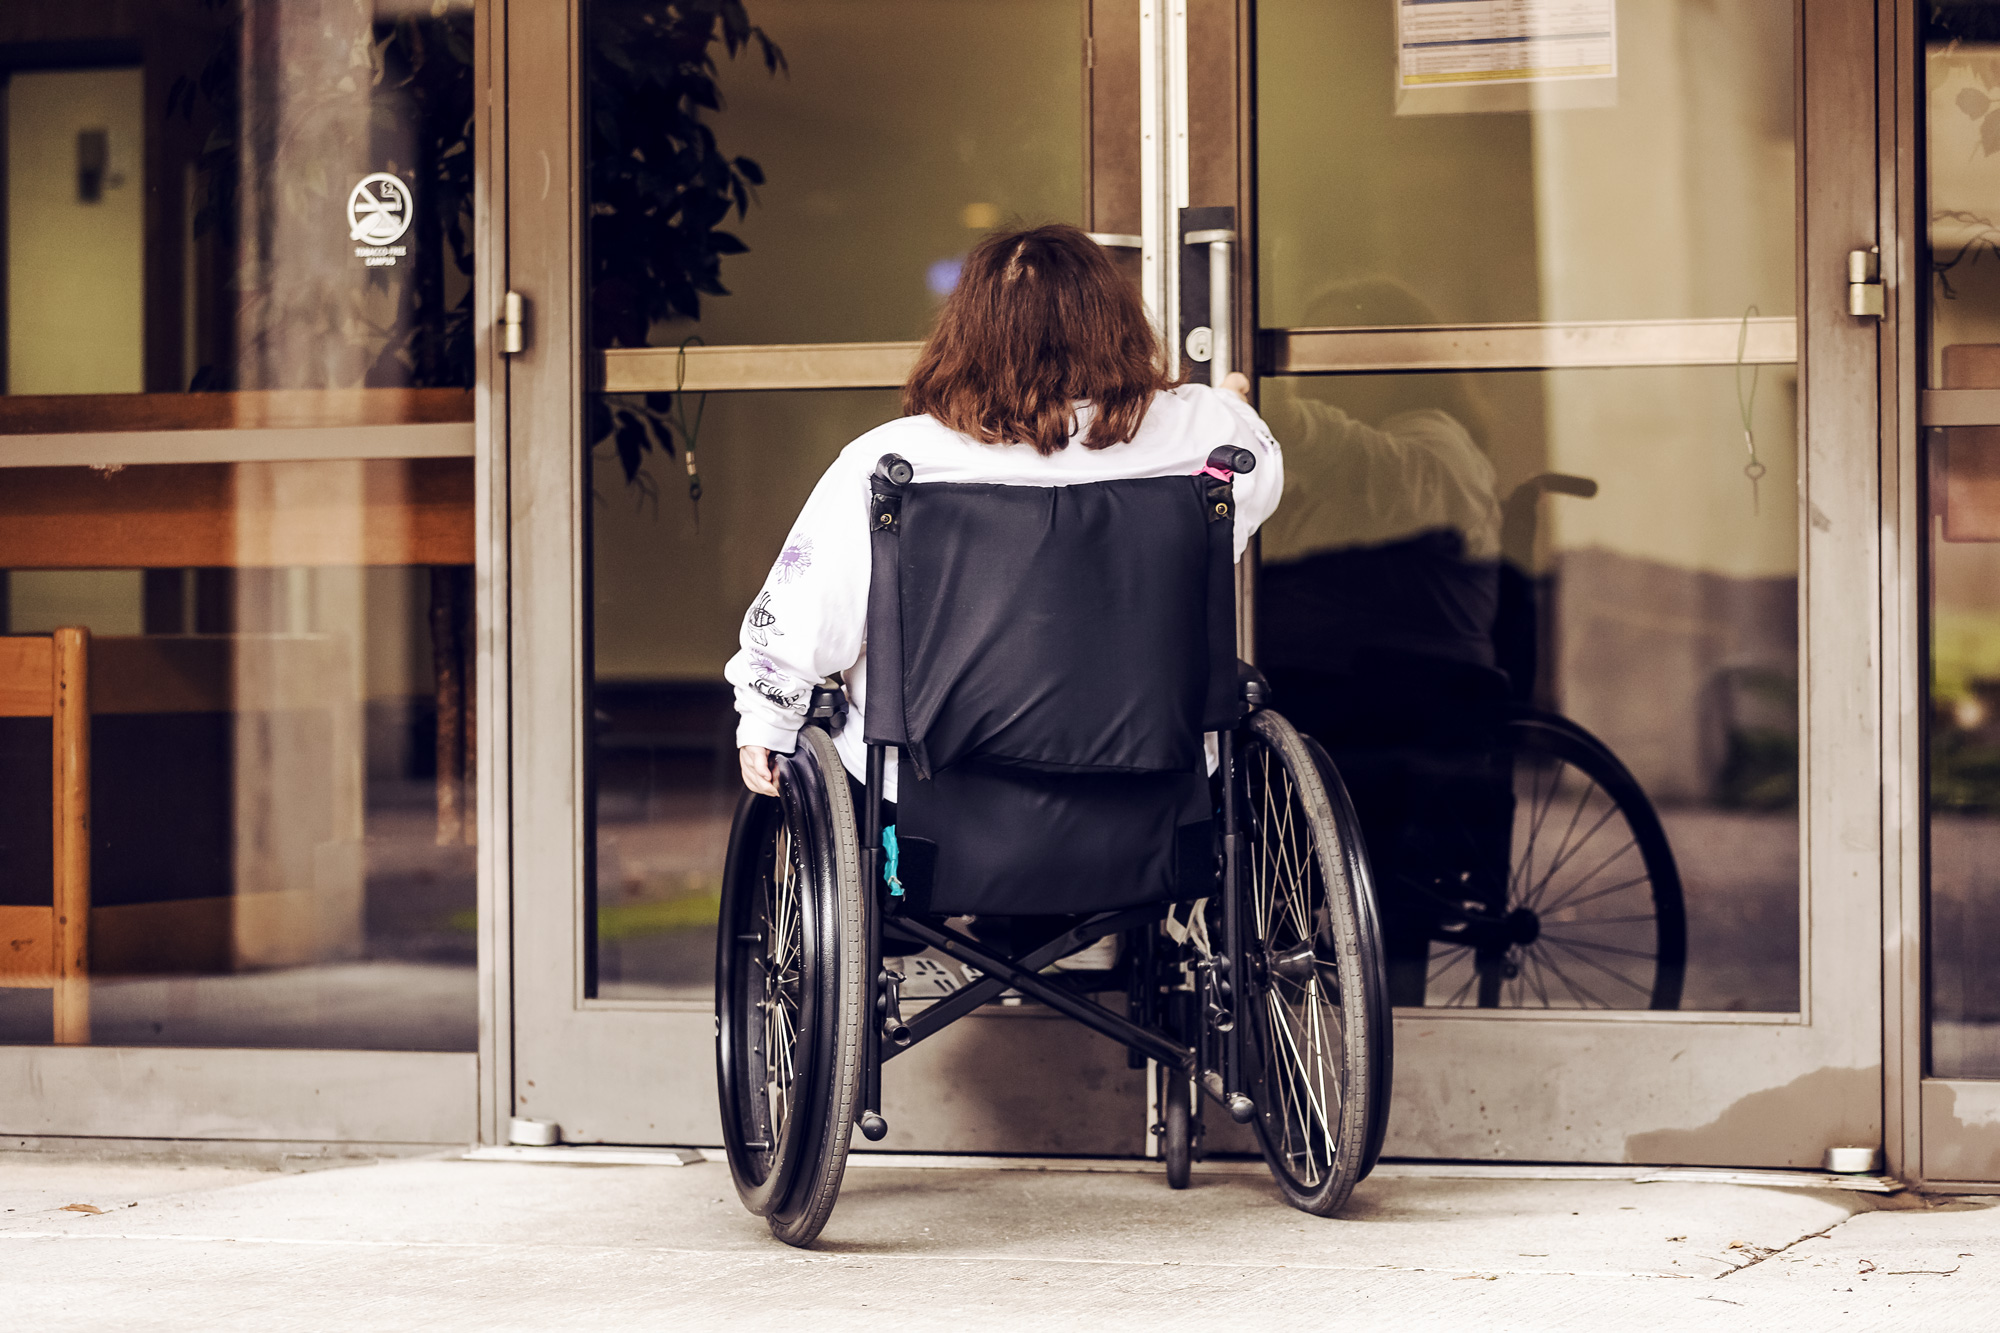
[3,1145,1995,1330]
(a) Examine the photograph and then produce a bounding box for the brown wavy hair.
[903,224,1177,455]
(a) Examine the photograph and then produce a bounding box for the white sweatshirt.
[725,382,1286,795]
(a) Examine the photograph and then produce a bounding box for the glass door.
[505,0,1220,1149]
[1251,0,1886,1164]
[507,0,1888,1165]
[1917,0,2000,1184]
[0,0,487,1144]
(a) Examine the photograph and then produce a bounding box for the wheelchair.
[715,446,1393,1247]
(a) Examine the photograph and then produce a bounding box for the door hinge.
[1847,248,1885,319]
[501,290,528,354]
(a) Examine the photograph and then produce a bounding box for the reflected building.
[0,0,477,1053]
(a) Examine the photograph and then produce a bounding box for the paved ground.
[3,1147,1996,1330]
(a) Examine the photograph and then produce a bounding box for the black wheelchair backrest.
[862,454,1243,782]
[861,448,1252,917]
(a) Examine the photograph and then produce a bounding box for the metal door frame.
[0,0,502,1148]
[1242,0,1889,1166]
[499,0,1209,1149]
[1884,0,2000,1190]
[497,0,1896,1166]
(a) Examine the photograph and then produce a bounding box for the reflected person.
[1257,282,1514,1007]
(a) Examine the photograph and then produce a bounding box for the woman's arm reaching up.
[722,448,872,787]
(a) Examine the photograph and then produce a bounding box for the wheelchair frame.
[716,450,1393,1246]
[850,703,1263,1138]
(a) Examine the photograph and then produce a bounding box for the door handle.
[1185,228,1236,380]
[1178,207,1237,383]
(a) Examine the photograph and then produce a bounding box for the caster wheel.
[1163,1071,1192,1190]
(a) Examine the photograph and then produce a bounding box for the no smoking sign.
[349,172,413,267]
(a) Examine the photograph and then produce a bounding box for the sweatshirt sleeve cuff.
[736,716,802,754]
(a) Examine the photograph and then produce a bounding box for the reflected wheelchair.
[715,447,1393,1247]
[1265,473,1687,1011]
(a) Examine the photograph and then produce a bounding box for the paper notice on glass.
[1397,0,1617,89]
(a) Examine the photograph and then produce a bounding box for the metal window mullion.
[1139,0,1187,366]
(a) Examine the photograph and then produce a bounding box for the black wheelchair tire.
[714,725,867,1246]
[1237,709,1387,1217]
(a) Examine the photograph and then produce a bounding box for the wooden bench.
[0,628,89,1043]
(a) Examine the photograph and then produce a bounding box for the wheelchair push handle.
[884,448,1249,481]
[1201,445,1257,479]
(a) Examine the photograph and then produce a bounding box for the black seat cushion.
[891,753,1217,916]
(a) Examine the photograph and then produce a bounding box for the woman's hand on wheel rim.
[740,745,780,797]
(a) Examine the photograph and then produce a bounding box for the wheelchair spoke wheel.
[1237,709,1387,1217]
[717,787,814,1217]
[715,726,866,1245]
[1423,713,1686,1011]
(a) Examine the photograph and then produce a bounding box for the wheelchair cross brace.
[854,731,1256,1142]
[884,915,1192,1070]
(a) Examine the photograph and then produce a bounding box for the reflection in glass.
[1928,8,2000,387]
[1927,4,2000,1077]
[581,0,1085,998]
[587,0,1083,354]
[1,0,474,424]
[1928,428,2000,1076]
[590,391,898,999]
[1256,0,1794,328]
[1258,364,1800,1011]
[0,462,476,1049]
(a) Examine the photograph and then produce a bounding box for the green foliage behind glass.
[587,0,785,488]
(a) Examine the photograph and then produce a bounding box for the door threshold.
[1379,1161,1901,1193]
[1632,1167,1903,1194]
[848,1155,1904,1192]
[456,1147,1902,1193]
[1376,1161,1901,1193]
[463,1145,702,1166]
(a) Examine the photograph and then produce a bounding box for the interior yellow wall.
[6,66,145,394]
[1256,0,1540,329]
[1528,0,1795,324]
[1927,46,2000,689]
[1542,366,1799,580]
[645,0,1084,348]
[592,390,901,682]
[593,0,1085,683]
[1258,0,1798,579]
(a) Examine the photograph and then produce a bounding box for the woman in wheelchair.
[717,223,1391,1246]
